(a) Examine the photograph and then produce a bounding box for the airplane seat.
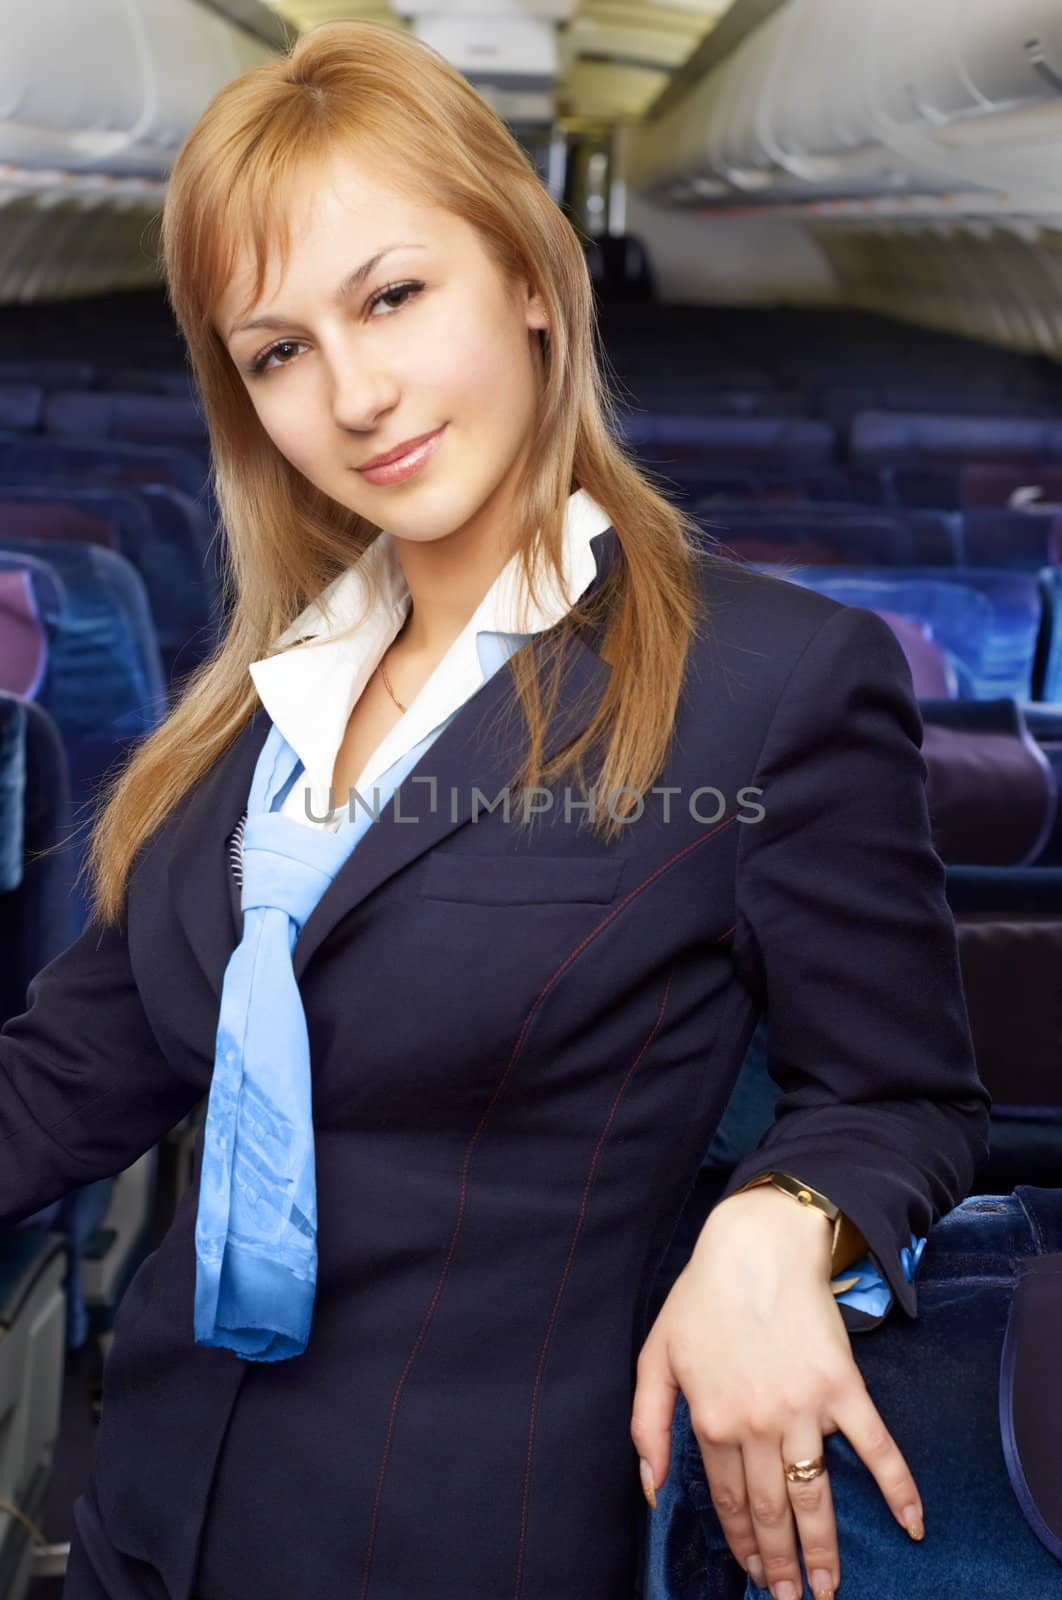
[622,386,809,420]
[958,508,1062,570]
[918,699,1059,869]
[43,390,208,453]
[13,1179,115,1351]
[1021,705,1062,865]
[961,462,1062,509]
[0,387,45,434]
[0,431,213,508]
[947,865,1062,1191]
[0,1224,68,1600]
[661,709,1062,1589]
[618,415,837,468]
[872,609,954,697]
[0,692,159,1366]
[0,690,75,1020]
[754,566,1044,703]
[0,564,53,703]
[0,498,120,551]
[702,531,848,568]
[0,540,167,935]
[0,479,223,687]
[850,412,1062,470]
[0,434,222,599]
[820,382,1027,427]
[643,1189,1062,1600]
[0,361,95,391]
[76,1149,159,1342]
[0,690,110,1595]
[884,466,965,510]
[97,368,197,400]
[1035,570,1062,702]
[694,503,958,567]
[0,687,118,1358]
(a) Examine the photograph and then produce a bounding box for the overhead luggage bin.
[627,0,1062,212]
[0,0,276,179]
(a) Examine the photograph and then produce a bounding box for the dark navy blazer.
[0,527,992,1600]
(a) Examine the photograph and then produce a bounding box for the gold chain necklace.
[379,612,411,713]
[379,656,406,714]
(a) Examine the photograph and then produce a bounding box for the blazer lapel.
[169,524,620,999]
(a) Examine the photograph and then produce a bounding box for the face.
[215,148,550,554]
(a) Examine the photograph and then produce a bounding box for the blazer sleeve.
[0,912,204,1226]
[717,601,993,1333]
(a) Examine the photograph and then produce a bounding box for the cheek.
[253,393,323,472]
[411,305,533,423]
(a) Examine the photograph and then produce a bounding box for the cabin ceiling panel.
[264,0,738,120]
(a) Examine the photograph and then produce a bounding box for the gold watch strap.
[730,1169,868,1284]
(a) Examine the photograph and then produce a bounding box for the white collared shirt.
[243,487,612,836]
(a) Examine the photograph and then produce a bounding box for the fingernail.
[811,1569,834,1599]
[746,1554,766,1587]
[639,1457,656,1509]
[773,1582,798,1600]
[902,1503,924,1540]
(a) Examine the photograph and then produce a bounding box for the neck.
[388,450,537,659]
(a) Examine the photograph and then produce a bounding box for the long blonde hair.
[81,17,718,929]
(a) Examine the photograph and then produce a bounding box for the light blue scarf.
[194,631,529,1361]
[193,719,356,1360]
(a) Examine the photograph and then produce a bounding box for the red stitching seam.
[357,813,738,1599]
[512,965,675,1600]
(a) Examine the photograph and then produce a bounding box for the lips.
[354,424,448,487]
[358,426,444,472]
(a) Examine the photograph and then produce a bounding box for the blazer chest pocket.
[419,851,625,906]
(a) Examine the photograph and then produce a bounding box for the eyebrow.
[226,242,425,340]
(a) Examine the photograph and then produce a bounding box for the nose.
[326,344,399,433]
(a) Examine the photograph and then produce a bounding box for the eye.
[367,279,424,317]
[246,280,424,377]
[249,339,305,377]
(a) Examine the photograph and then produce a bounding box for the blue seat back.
[754,566,1044,701]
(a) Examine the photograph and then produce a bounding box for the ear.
[522,277,550,334]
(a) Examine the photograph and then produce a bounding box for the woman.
[0,20,990,1600]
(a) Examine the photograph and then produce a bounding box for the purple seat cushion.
[0,499,119,549]
[873,607,953,697]
[0,567,47,698]
[955,914,1062,1107]
[922,724,1055,867]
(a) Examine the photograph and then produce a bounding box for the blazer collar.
[168,522,621,1000]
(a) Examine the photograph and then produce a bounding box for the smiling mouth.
[355,424,447,484]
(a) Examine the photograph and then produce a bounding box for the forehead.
[213,151,467,335]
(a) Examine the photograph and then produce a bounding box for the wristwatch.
[730,1169,868,1283]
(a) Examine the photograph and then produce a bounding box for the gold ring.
[784,1456,826,1483]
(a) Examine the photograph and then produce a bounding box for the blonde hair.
[80,17,720,928]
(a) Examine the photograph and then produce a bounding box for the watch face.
[772,1172,839,1218]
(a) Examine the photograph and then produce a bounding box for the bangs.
[204,143,328,343]
[201,128,423,346]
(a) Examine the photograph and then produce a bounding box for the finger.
[697,1437,764,1586]
[741,1435,803,1600]
[831,1383,925,1541]
[630,1336,679,1508]
[780,1432,839,1600]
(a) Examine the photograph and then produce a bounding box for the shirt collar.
[248,487,613,801]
